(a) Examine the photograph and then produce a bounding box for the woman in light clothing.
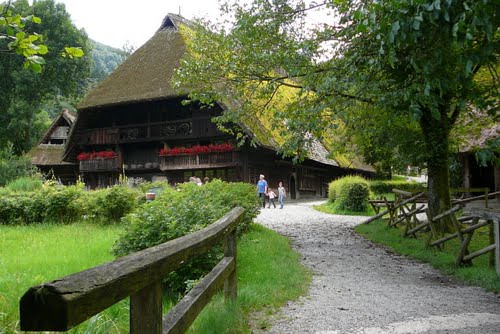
[278,181,286,209]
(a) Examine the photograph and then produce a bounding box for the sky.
[56,0,225,49]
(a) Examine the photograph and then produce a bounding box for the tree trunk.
[420,106,454,234]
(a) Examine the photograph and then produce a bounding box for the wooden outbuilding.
[28,109,78,184]
[63,14,374,196]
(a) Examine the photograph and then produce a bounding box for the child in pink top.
[268,189,276,208]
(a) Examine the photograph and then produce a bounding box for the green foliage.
[112,180,260,293]
[5,175,43,192]
[328,176,370,212]
[175,0,498,219]
[0,181,143,225]
[368,180,426,196]
[0,145,36,186]
[0,0,91,155]
[91,185,143,223]
[88,39,128,87]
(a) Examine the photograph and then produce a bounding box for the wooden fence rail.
[20,207,245,333]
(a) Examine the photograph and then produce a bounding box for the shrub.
[43,183,86,223]
[328,176,370,212]
[112,180,260,294]
[93,185,142,223]
[369,180,426,195]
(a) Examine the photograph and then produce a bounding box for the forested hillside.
[88,39,129,88]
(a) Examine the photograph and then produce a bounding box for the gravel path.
[255,200,500,334]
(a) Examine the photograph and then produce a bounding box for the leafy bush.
[43,183,86,223]
[0,182,144,225]
[112,180,260,294]
[368,180,425,195]
[92,185,143,223]
[328,176,370,212]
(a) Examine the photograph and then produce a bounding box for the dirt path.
[255,200,500,334]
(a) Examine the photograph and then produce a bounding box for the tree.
[175,0,498,233]
[0,0,90,154]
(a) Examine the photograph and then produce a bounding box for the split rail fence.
[19,206,245,334]
[365,188,500,276]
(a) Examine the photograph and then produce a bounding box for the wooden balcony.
[82,120,197,145]
[159,152,239,171]
[79,157,120,172]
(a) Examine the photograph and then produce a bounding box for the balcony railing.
[79,157,120,172]
[160,152,239,171]
[82,120,195,145]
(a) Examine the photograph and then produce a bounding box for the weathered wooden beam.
[406,221,430,236]
[430,219,488,247]
[363,192,424,225]
[20,207,245,331]
[462,244,496,262]
[130,282,163,334]
[163,256,235,334]
[394,205,425,227]
[224,230,237,301]
[431,205,462,222]
[392,189,413,197]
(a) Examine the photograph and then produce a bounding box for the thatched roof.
[78,14,187,110]
[28,145,76,166]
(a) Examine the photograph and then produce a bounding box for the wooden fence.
[20,207,245,333]
[364,188,500,276]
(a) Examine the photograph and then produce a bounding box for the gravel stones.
[255,200,500,334]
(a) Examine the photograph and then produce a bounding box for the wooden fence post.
[224,230,237,301]
[130,280,163,334]
[495,219,500,277]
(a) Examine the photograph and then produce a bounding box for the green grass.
[355,219,500,293]
[188,223,311,333]
[314,200,375,216]
[0,222,125,333]
[0,223,309,333]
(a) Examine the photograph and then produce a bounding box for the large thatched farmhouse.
[61,14,374,196]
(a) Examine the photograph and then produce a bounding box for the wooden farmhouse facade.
[62,14,374,197]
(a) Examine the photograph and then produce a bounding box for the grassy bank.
[314,201,375,216]
[356,219,500,293]
[0,223,309,333]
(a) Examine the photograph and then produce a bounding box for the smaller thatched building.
[28,109,78,184]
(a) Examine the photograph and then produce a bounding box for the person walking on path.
[277,181,286,209]
[256,174,268,208]
[268,188,277,208]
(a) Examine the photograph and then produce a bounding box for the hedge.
[368,180,426,195]
[328,176,370,212]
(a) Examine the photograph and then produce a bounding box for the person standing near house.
[257,174,268,208]
[278,181,286,209]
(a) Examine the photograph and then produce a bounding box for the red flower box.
[159,143,233,157]
[77,150,117,161]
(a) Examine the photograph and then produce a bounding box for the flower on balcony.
[159,143,233,156]
[77,150,117,161]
